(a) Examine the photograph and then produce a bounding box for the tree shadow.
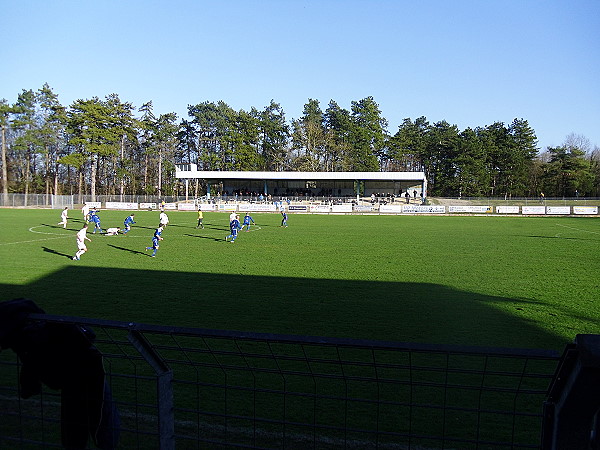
[0,267,573,351]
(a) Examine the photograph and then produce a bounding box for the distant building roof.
[175,165,426,182]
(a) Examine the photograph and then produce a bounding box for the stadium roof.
[175,165,426,183]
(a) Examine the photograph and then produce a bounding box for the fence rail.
[0,314,563,449]
[1,193,599,209]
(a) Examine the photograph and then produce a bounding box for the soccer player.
[145,226,163,257]
[123,214,136,234]
[281,211,288,227]
[89,208,103,234]
[72,224,91,260]
[105,227,120,236]
[58,207,69,229]
[196,208,204,229]
[225,215,241,243]
[159,211,169,228]
[240,212,255,232]
[81,203,90,222]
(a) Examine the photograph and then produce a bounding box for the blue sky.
[2,0,599,151]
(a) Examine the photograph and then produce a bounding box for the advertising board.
[448,205,492,213]
[331,205,353,213]
[573,206,598,215]
[496,206,520,214]
[522,206,546,215]
[239,204,278,212]
[403,205,446,214]
[105,202,139,210]
[546,206,570,215]
[379,205,404,213]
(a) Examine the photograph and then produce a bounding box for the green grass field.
[1,208,599,351]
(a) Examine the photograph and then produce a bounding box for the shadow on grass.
[172,224,230,232]
[0,267,569,351]
[106,244,149,256]
[526,235,599,241]
[42,246,72,259]
[40,223,73,231]
[184,234,224,242]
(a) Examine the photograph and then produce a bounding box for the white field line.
[0,226,73,246]
[556,223,600,235]
[1,221,259,247]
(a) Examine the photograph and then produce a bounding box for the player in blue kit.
[280,211,288,227]
[123,214,136,234]
[240,213,255,232]
[225,215,242,243]
[89,208,103,234]
[145,226,163,257]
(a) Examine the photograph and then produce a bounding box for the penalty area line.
[555,223,600,235]
[0,224,71,246]
[1,235,73,246]
[29,225,72,236]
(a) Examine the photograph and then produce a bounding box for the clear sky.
[2,0,599,151]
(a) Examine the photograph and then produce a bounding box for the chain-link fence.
[0,314,563,449]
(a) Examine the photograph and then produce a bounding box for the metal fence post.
[127,329,175,450]
[543,334,600,449]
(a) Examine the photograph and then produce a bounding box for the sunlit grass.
[1,208,599,351]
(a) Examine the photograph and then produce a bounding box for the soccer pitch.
[1,208,598,352]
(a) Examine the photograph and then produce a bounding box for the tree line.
[1,83,598,199]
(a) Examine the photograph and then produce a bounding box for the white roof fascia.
[175,170,426,182]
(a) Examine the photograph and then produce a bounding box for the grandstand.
[174,165,428,200]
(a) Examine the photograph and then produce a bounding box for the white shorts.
[77,242,87,251]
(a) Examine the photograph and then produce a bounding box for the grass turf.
[1,208,598,351]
